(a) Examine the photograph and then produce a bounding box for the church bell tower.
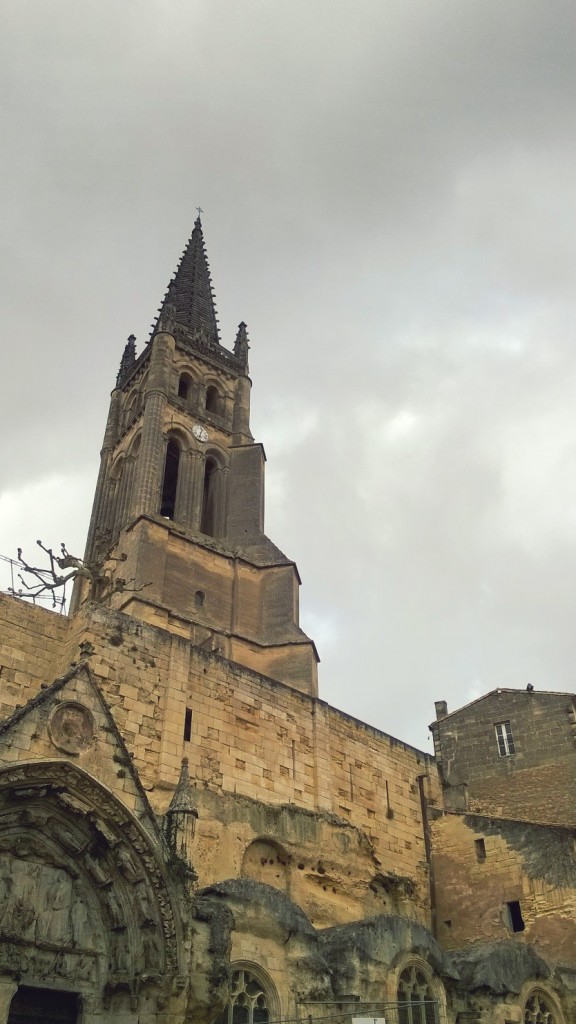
[78,218,318,695]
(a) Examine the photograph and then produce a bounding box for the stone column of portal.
[132,331,175,516]
[0,978,18,1023]
[188,449,205,530]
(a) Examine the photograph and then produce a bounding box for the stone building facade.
[0,220,575,1024]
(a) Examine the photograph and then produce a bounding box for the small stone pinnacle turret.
[116,335,137,387]
[234,322,250,372]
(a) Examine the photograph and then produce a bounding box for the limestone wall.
[430,810,576,966]
[0,595,70,721]
[0,593,437,928]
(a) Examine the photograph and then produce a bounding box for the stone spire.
[116,334,137,387]
[156,216,220,349]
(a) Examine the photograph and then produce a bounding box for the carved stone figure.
[104,887,126,930]
[111,930,131,973]
[0,860,38,940]
[75,955,94,982]
[114,844,141,883]
[0,852,11,905]
[53,821,86,855]
[85,849,112,886]
[71,888,92,948]
[142,927,162,971]
[135,882,155,925]
[38,868,72,944]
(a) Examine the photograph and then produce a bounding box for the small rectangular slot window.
[507,900,525,932]
[495,721,515,757]
[183,707,192,743]
[475,838,486,863]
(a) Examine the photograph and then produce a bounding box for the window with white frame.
[495,720,515,757]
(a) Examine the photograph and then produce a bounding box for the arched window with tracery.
[525,993,556,1024]
[216,967,275,1024]
[397,964,438,1024]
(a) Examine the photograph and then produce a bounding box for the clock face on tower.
[192,424,209,443]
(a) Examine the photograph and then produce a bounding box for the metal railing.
[0,553,67,612]
[295,1001,442,1024]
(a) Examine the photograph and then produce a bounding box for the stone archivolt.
[0,760,181,1012]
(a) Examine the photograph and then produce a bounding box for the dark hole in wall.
[8,986,79,1024]
[206,385,221,415]
[475,838,486,863]
[161,439,180,519]
[201,458,218,536]
[184,707,192,743]
[507,899,525,932]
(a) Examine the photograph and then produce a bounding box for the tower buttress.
[77,219,318,695]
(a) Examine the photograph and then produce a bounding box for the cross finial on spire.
[196,206,203,221]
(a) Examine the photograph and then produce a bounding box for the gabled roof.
[431,686,576,727]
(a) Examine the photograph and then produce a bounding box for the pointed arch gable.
[0,760,184,988]
[0,661,160,839]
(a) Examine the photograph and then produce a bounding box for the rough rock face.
[198,879,333,1002]
[202,878,318,941]
[318,915,451,1000]
[446,940,550,996]
[186,896,234,1024]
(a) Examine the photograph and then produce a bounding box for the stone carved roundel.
[48,702,96,754]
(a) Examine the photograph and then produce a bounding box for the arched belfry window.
[398,964,438,1024]
[205,385,222,416]
[216,967,275,1024]
[200,457,219,536]
[178,373,192,400]
[160,438,181,519]
[123,391,141,429]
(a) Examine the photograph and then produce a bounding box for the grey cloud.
[2,0,576,748]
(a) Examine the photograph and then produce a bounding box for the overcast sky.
[2,0,576,751]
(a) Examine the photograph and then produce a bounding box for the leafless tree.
[9,540,149,608]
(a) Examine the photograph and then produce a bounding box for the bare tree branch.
[8,540,150,608]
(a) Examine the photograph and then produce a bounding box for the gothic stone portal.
[0,762,181,1023]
